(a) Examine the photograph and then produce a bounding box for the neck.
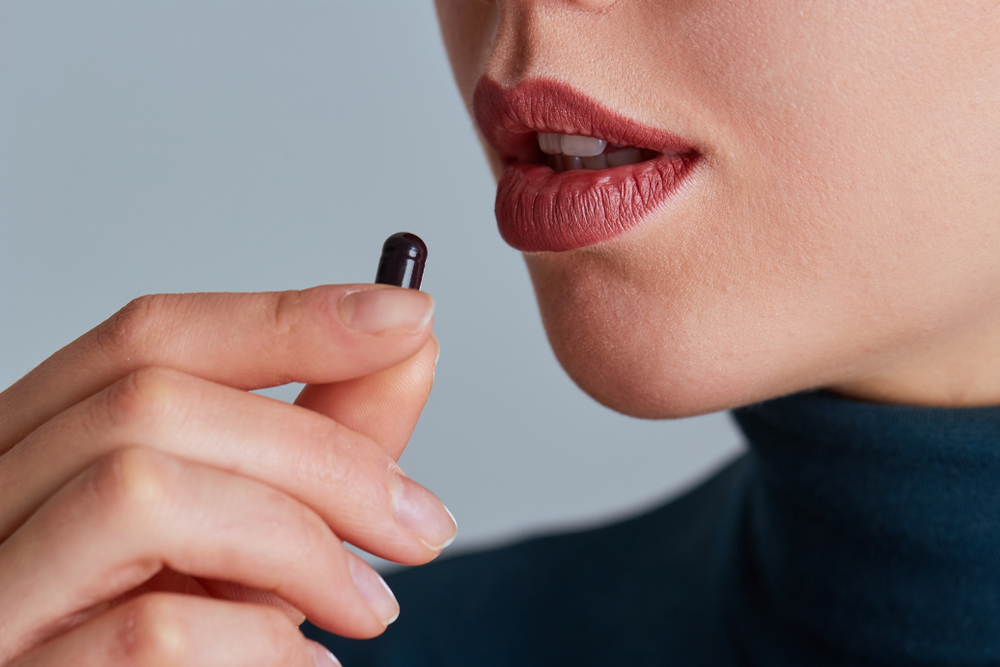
[830,321,1000,407]
[728,392,1000,664]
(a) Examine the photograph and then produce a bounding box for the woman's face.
[435,0,1000,416]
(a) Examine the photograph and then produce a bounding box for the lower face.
[435,0,1000,416]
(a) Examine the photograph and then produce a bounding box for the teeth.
[537,132,608,157]
[581,153,608,170]
[606,147,644,168]
[538,132,562,155]
[561,135,607,157]
[538,131,657,171]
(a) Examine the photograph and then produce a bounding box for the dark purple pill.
[374,232,427,290]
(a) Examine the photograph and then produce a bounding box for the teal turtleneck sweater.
[307,392,1000,665]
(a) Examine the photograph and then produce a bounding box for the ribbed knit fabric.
[307,392,1000,666]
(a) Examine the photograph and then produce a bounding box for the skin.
[0,286,455,665]
[435,0,1000,417]
[2,1,998,664]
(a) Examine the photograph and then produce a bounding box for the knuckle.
[114,595,189,666]
[270,290,308,354]
[85,448,173,528]
[102,367,186,431]
[96,294,172,360]
[310,422,364,491]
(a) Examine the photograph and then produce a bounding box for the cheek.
[442,0,1000,415]
[533,1,1000,416]
[677,1,1000,281]
[433,0,497,102]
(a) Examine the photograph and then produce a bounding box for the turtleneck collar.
[728,391,1000,665]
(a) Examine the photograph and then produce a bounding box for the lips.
[473,77,699,252]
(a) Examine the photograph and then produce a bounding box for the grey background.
[0,1,742,566]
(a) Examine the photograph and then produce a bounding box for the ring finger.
[0,367,456,563]
[7,593,342,667]
[0,447,397,663]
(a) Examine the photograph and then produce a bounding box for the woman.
[2,0,999,665]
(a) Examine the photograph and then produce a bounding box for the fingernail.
[339,288,434,334]
[431,333,441,381]
[307,640,342,667]
[348,557,400,626]
[390,468,458,552]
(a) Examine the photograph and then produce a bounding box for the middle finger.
[0,447,396,660]
[0,367,456,563]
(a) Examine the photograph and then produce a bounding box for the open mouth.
[473,77,699,253]
[535,132,661,172]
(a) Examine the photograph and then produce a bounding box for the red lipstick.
[473,78,699,253]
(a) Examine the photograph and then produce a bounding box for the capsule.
[374,232,427,290]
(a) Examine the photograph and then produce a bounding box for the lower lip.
[495,153,697,252]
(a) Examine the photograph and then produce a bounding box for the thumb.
[294,335,439,462]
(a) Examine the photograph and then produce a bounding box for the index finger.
[0,285,434,452]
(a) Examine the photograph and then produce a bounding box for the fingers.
[0,448,396,661]
[0,285,446,661]
[195,580,306,627]
[0,285,435,453]
[295,334,440,461]
[110,569,306,627]
[8,594,341,667]
[0,368,456,562]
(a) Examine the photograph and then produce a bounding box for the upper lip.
[472,77,698,165]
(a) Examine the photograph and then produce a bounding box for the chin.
[523,243,820,420]
[527,259,719,420]
[552,342,731,420]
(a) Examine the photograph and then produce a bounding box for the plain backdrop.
[0,0,743,568]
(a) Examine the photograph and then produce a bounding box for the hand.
[0,285,455,666]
